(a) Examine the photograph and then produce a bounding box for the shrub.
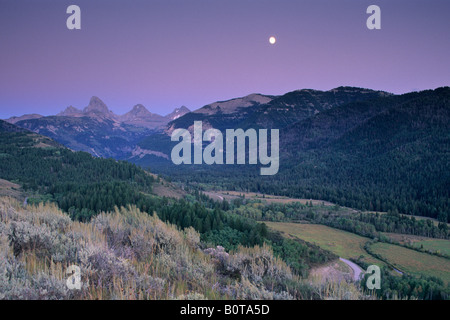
[227,278,293,300]
[8,220,80,263]
[226,244,294,284]
[176,292,207,300]
[184,227,201,249]
[84,246,136,289]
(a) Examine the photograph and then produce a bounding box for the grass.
[264,222,384,266]
[413,240,450,256]
[0,178,24,200]
[6,197,352,300]
[370,242,450,284]
[383,233,450,256]
[151,180,186,199]
[206,190,337,206]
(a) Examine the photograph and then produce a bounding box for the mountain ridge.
[3,97,191,158]
[5,97,190,126]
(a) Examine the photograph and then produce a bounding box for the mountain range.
[3,86,449,221]
[135,86,392,162]
[135,86,449,222]
[4,97,190,159]
[5,87,390,161]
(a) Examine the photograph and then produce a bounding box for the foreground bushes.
[1,198,320,300]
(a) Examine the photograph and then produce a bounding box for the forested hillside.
[277,87,450,221]
[0,121,155,220]
[150,88,450,222]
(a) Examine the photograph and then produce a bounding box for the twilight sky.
[0,0,449,118]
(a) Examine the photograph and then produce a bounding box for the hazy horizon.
[2,85,448,120]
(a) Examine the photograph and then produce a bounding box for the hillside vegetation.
[0,123,155,221]
[153,88,450,222]
[0,198,368,300]
[0,123,341,285]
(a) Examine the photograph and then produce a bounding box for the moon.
[269,36,276,45]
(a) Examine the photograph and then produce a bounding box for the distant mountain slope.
[281,88,449,154]
[119,104,190,129]
[5,113,43,124]
[280,91,420,153]
[142,87,449,221]
[241,87,392,129]
[274,87,450,220]
[6,87,387,162]
[0,119,29,133]
[15,115,145,158]
[8,97,189,159]
[165,106,191,121]
[167,87,390,134]
[134,87,391,163]
[193,93,274,115]
[165,93,275,135]
[57,106,83,117]
[0,119,62,147]
[120,104,167,128]
[82,96,118,121]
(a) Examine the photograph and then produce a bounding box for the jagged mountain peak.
[119,103,169,129]
[130,104,151,114]
[121,104,155,121]
[83,96,110,114]
[175,106,190,113]
[57,105,82,117]
[165,106,191,120]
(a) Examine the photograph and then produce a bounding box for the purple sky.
[0,0,449,118]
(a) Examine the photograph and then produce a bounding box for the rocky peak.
[131,104,152,115]
[166,106,191,120]
[57,106,82,117]
[83,96,110,114]
[121,104,154,121]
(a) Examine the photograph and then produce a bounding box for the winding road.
[339,258,364,281]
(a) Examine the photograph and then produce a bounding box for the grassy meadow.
[370,242,450,284]
[264,222,384,266]
[383,233,450,256]
[265,221,450,285]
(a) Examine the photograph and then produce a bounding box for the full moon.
[269,36,276,45]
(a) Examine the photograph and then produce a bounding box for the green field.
[265,222,450,284]
[413,239,450,256]
[383,233,450,256]
[265,222,384,266]
[370,242,450,283]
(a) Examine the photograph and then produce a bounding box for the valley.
[1,86,449,300]
[203,190,337,206]
[369,242,450,283]
[264,221,450,283]
[264,222,385,266]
